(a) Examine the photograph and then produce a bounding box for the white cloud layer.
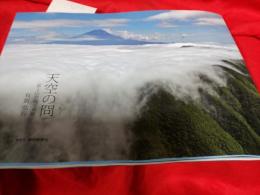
[146,10,211,21]
[146,10,225,27]
[105,29,160,41]
[0,43,241,161]
[195,18,226,26]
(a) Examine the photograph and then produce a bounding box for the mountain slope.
[48,29,164,45]
[130,60,260,160]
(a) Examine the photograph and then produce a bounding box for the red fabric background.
[0,0,260,194]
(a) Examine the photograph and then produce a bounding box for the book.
[0,10,259,167]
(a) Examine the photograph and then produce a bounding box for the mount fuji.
[47,29,164,45]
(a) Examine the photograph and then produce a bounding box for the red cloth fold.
[0,1,260,194]
[1,161,260,195]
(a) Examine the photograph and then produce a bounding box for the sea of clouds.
[0,43,243,162]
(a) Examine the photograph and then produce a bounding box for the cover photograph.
[0,10,259,167]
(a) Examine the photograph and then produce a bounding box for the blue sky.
[7,10,235,44]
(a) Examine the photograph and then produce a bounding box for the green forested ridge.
[0,60,259,162]
[131,60,260,159]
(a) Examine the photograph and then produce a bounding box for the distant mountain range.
[47,29,164,45]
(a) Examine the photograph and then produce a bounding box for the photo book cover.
[0,10,259,166]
